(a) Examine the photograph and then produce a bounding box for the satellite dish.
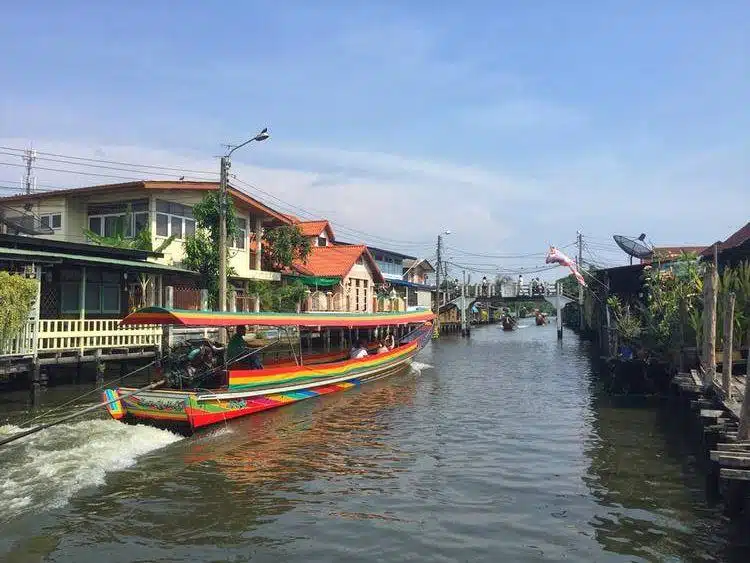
[0,203,54,235]
[613,234,653,264]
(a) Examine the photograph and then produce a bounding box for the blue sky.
[1,1,747,278]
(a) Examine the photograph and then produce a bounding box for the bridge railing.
[499,283,557,298]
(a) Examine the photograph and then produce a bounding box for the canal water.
[1,323,749,562]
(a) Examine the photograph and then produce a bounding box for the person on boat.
[376,340,389,354]
[351,339,369,359]
[384,333,395,350]
[227,325,263,369]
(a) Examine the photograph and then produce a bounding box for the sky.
[0,1,747,280]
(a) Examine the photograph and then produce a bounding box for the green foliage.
[717,260,750,349]
[607,295,642,343]
[248,279,308,312]
[262,225,311,270]
[0,272,38,348]
[192,191,237,242]
[183,192,237,308]
[639,253,703,357]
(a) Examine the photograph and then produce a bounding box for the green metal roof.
[0,246,197,275]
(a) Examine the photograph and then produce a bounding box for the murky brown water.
[1,323,749,562]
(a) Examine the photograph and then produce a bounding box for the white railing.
[499,282,557,298]
[0,321,36,357]
[0,319,162,357]
[37,319,161,353]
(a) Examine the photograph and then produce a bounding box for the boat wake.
[0,419,182,522]
[410,361,434,375]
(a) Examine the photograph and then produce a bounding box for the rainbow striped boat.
[103,307,433,431]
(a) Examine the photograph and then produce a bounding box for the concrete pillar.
[200,289,209,311]
[254,217,263,270]
[229,288,237,312]
[165,286,174,349]
[79,266,87,321]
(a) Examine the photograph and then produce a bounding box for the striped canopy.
[121,307,434,328]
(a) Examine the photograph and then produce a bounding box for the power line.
[0,160,193,182]
[0,145,217,176]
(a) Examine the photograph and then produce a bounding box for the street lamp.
[218,128,270,313]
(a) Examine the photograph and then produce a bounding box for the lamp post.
[218,128,270,313]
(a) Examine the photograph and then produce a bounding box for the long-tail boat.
[102,307,433,431]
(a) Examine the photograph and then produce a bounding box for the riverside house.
[287,219,385,313]
[0,181,291,377]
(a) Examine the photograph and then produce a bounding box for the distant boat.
[501,316,515,331]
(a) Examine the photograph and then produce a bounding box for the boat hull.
[105,325,431,431]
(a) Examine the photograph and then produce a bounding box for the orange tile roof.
[292,244,384,283]
[295,220,335,241]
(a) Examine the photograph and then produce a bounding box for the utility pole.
[461,269,467,336]
[218,156,230,312]
[23,147,36,195]
[217,128,269,315]
[434,233,442,337]
[577,231,584,332]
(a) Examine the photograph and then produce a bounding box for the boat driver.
[227,325,263,369]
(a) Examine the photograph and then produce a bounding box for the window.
[88,200,148,238]
[156,214,168,237]
[317,236,327,247]
[233,217,247,249]
[40,213,62,230]
[61,269,121,315]
[155,200,194,240]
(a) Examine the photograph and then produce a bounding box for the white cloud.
[1,134,746,280]
[461,99,586,131]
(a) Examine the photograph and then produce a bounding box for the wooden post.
[722,292,735,398]
[702,263,718,387]
[556,283,563,340]
[738,326,750,440]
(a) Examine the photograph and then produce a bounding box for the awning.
[0,246,197,275]
[286,275,341,287]
[121,306,435,328]
[388,279,435,290]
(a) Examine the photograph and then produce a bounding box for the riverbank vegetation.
[0,272,38,348]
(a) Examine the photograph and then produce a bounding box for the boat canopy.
[120,307,435,328]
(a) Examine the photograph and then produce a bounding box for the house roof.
[403,258,435,273]
[365,245,416,261]
[0,246,197,275]
[0,181,291,225]
[295,220,335,241]
[0,233,162,260]
[701,222,750,257]
[291,244,384,283]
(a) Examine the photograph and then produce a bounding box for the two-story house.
[0,180,290,291]
[286,219,384,312]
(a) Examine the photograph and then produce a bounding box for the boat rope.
[18,360,158,428]
[0,379,166,449]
